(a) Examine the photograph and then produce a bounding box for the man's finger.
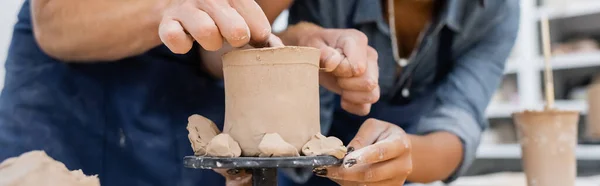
[199,0,250,47]
[340,87,380,105]
[158,18,194,54]
[341,100,371,116]
[266,34,284,47]
[229,0,272,47]
[176,8,223,51]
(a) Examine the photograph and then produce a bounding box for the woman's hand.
[291,23,380,116]
[315,119,413,185]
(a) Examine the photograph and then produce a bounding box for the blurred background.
[1,0,600,185]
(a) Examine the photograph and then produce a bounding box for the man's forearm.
[31,0,167,62]
[407,131,464,183]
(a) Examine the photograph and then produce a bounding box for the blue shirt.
[0,0,518,186]
[281,0,519,184]
[0,1,225,185]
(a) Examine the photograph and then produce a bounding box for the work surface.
[408,172,600,186]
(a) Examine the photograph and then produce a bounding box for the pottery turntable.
[183,47,347,186]
[183,155,341,186]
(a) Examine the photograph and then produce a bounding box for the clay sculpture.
[0,151,100,186]
[513,110,579,186]
[221,46,321,156]
[186,46,348,159]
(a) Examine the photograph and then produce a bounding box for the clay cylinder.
[221,46,321,156]
[586,82,600,140]
[513,110,579,186]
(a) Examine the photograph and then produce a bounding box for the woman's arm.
[407,132,463,182]
[409,1,520,183]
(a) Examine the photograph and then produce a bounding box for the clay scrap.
[0,151,100,186]
[206,134,242,157]
[187,114,221,156]
[302,133,347,159]
[258,133,300,157]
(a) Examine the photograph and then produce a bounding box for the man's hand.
[159,0,275,53]
[293,25,380,116]
[315,119,412,185]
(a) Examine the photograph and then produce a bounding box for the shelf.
[553,99,588,114]
[485,103,520,118]
[537,0,600,20]
[504,60,519,74]
[477,144,600,160]
[538,52,600,70]
[485,100,587,119]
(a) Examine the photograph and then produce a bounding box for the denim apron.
[0,1,227,185]
[279,91,436,186]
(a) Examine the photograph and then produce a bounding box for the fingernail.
[313,168,328,176]
[227,169,240,175]
[347,146,355,154]
[343,159,357,168]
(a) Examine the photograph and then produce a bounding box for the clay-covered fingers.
[346,118,390,150]
[198,0,272,48]
[337,47,379,91]
[228,0,272,47]
[160,0,272,52]
[338,47,380,116]
[315,119,412,185]
[338,60,380,104]
[320,156,412,183]
[343,135,409,167]
[345,119,411,166]
[173,7,223,51]
[195,0,250,47]
[159,18,194,54]
[317,29,368,77]
[336,30,369,76]
[319,46,353,77]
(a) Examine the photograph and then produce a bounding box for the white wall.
[0,0,24,88]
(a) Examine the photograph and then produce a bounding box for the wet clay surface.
[513,110,580,186]
[258,133,300,157]
[187,114,221,156]
[206,134,242,158]
[302,133,347,159]
[0,151,99,186]
[222,46,321,156]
